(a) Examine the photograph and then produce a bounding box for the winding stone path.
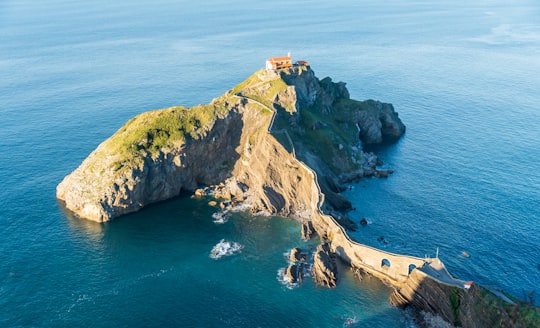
[236,93,468,290]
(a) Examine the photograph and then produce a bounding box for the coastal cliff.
[391,270,540,328]
[57,66,398,222]
[57,65,538,327]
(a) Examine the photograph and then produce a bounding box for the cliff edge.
[57,65,538,327]
[57,66,401,222]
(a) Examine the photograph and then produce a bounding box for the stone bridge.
[236,93,465,289]
[319,212,464,287]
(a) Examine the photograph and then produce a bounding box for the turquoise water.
[1,0,539,326]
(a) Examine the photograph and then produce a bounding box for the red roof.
[266,56,293,69]
[267,56,291,63]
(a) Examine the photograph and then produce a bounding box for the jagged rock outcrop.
[285,247,310,284]
[58,66,402,222]
[312,243,338,288]
[391,270,540,328]
[57,94,321,222]
[289,247,307,262]
[285,264,302,284]
[56,64,539,327]
[301,221,316,240]
[57,102,245,221]
[356,100,406,144]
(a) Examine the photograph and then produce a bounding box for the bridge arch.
[381,258,391,268]
[408,264,417,275]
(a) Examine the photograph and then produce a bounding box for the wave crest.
[210,239,243,259]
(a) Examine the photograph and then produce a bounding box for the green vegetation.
[91,98,231,175]
[230,71,262,95]
[450,290,462,327]
[516,306,540,326]
[281,95,364,173]
[334,98,372,117]
[472,285,540,327]
[91,66,372,179]
[230,67,372,174]
[232,69,295,112]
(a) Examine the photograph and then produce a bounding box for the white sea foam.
[468,23,540,45]
[276,268,299,290]
[229,203,252,212]
[343,316,358,327]
[212,211,230,224]
[253,210,271,217]
[210,239,243,259]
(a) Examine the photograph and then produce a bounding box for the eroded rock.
[301,221,316,240]
[289,247,307,262]
[312,243,338,288]
[285,264,301,283]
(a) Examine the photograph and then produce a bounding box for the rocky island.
[57,62,539,327]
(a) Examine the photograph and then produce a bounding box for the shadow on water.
[58,191,217,235]
[362,135,405,155]
[58,199,105,242]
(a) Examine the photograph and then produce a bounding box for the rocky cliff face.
[391,270,540,328]
[356,100,406,144]
[57,98,252,221]
[57,66,404,222]
[57,65,539,327]
[312,243,338,288]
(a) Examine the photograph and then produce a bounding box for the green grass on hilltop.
[232,69,295,112]
[91,98,231,174]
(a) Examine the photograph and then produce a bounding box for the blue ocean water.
[1,0,539,326]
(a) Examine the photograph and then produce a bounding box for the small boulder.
[374,169,393,178]
[194,188,207,197]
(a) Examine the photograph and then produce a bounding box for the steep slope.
[56,65,539,327]
[57,96,254,221]
[390,270,540,328]
[57,66,403,222]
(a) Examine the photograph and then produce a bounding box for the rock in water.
[312,243,337,288]
[289,247,307,262]
[301,221,315,240]
[285,264,301,283]
[356,100,406,144]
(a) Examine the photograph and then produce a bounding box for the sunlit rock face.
[57,66,404,222]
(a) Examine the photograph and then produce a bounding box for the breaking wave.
[210,239,243,259]
[212,211,230,224]
[276,268,299,290]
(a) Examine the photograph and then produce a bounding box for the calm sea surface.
[1,0,539,327]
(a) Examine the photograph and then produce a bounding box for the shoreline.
[57,66,539,327]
